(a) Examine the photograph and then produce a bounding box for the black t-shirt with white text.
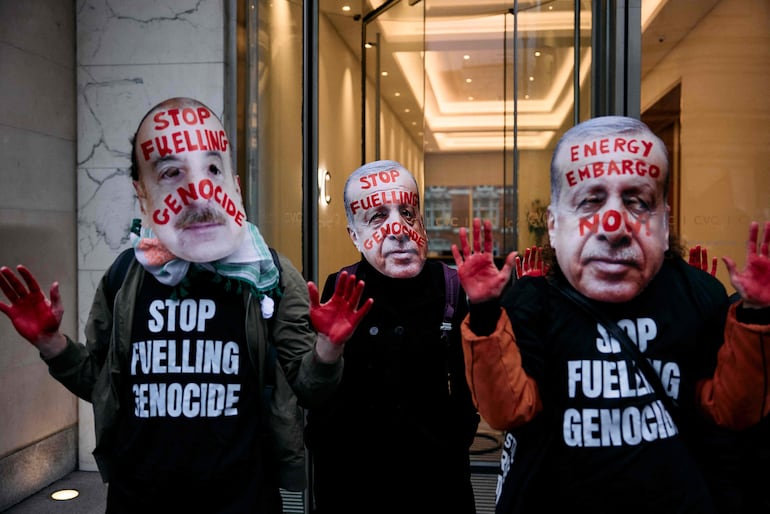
[501,257,733,513]
[111,270,264,507]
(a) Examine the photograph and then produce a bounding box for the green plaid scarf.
[130,219,280,299]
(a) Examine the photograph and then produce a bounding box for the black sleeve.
[468,299,502,336]
[736,305,770,325]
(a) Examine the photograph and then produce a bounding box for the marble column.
[76,0,227,469]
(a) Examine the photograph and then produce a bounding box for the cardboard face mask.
[547,134,670,303]
[133,102,247,263]
[346,166,428,278]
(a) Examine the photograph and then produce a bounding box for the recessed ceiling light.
[528,76,534,81]
[405,108,411,113]
[381,71,388,76]
[51,489,80,501]
[535,50,541,57]
[342,5,351,12]
[463,54,470,60]
[395,92,401,97]
[465,78,472,83]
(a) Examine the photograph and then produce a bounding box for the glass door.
[363,0,593,259]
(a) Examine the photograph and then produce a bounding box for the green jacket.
[44,251,342,488]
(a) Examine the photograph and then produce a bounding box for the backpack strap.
[105,247,136,311]
[439,262,461,396]
[268,247,283,275]
[440,262,460,333]
[262,248,283,389]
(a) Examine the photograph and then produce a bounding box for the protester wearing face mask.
[305,160,480,514]
[0,97,371,514]
[452,116,770,514]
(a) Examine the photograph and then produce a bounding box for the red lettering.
[156,136,172,158]
[359,169,400,189]
[565,158,664,188]
[177,183,198,207]
[602,210,622,231]
[172,131,184,153]
[572,138,656,161]
[579,214,600,236]
[626,212,649,236]
[209,130,221,151]
[141,140,155,161]
[153,111,169,130]
[578,210,650,237]
[153,208,170,225]
[226,198,237,216]
[167,108,181,126]
[622,159,633,175]
[607,160,621,175]
[150,179,245,226]
[183,130,199,152]
[196,129,209,151]
[181,107,198,125]
[198,179,214,200]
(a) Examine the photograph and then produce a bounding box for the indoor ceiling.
[320,0,721,154]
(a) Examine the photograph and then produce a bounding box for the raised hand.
[515,246,548,278]
[688,245,718,277]
[723,221,770,309]
[451,218,517,303]
[308,271,373,345]
[0,266,65,356]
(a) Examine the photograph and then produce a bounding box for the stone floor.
[2,427,502,514]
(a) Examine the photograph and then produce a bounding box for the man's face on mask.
[346,167,428,278]
[547,133,670,303]
[133,102,246,262]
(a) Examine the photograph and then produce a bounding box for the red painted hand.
[515,246,548,278]
[688,244,718,276]
[451,218,517,303]
[723,221,770,309]
[308,271,373,345]
[0,265,62,344]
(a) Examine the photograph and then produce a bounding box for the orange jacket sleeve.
[697,302,770,430]
[461,308,542,431]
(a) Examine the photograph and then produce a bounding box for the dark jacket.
[306,258,480,514]
[43,251,342,485]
